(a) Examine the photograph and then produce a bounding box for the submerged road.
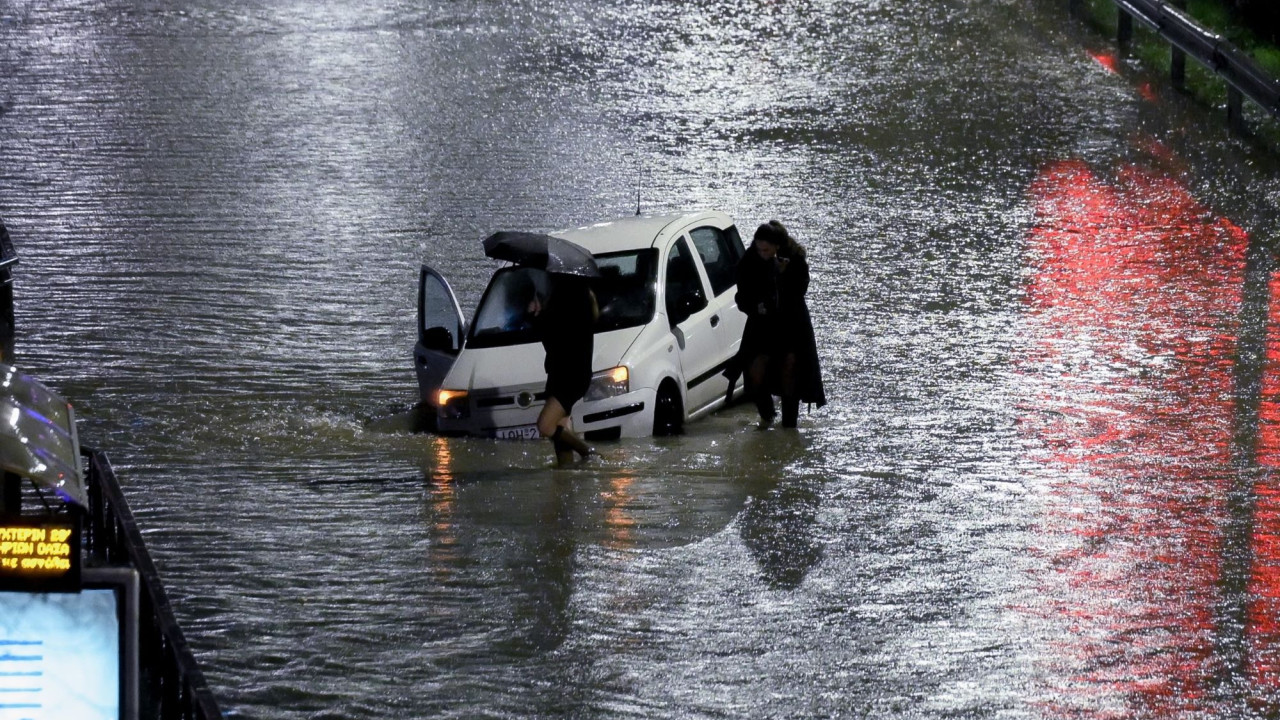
[4,0,1280,717]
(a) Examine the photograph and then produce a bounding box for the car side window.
[665,236,708,325]
[689,226,742,297]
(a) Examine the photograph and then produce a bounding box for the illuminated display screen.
[0,523,79,592]
[0,589,119,720]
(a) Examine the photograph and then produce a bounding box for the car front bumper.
[436,384,655,440]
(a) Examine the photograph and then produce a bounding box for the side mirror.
[668,289,704,327]
[422,327,455,353]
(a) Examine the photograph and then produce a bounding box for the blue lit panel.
[0,589,118,720]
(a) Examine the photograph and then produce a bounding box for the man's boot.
[781,397,800,428]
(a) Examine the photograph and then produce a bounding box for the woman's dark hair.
[754,220,805,259]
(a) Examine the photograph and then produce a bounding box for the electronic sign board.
[0,520,79,592]
[0,568,137,720]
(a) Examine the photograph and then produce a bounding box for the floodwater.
[4,0,1280,717]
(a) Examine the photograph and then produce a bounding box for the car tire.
[653,381,684,436]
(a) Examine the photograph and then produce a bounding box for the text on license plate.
[493,425,540,440]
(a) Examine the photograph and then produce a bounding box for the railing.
[82,448,223,720]
[1073,0,1280,132]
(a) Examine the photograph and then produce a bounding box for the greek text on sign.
[0,525,75,572]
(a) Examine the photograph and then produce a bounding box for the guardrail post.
[1169,0,1187,90]
[1117,8,1133,51]
[1172,47,1187,90]
[1070,0,1083,17]
[1228,85,1245,132]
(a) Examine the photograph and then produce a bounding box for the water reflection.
[409,417,825,666]
[1018,147,1279,715]
[1244,262,1280,715]
[9,0,1280,714]
[738,478,823,590]
[736,430,823,590]
[423,435,459,579]
[599,472,638,551]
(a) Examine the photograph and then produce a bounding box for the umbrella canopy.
[482,231,600,277]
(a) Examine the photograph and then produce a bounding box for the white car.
[415,210,748,440]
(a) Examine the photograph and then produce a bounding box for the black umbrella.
[482,231,600,277]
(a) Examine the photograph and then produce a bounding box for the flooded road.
[5,0,1280,717]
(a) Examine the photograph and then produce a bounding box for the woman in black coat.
[531,273,598,464]
[733,221,826,428]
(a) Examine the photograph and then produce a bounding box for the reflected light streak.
[1020,156,1250,716]
[1089,50,1158,103]
[426,435,457,534]
[429,434,455,486]
[600,473,637,551]
[1248,274,1280,709]
[1090,51,1119,75]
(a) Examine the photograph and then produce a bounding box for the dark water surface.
[5,0,1280,717]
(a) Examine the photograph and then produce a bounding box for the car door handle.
[710,314,720,327]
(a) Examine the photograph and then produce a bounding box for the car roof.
[551,210,731,255]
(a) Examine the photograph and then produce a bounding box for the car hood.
[445,325,645,390]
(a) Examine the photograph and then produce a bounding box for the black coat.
[536,276,595,408]
[730,249,826,407]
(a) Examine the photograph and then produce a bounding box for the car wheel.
[653,381,684,436]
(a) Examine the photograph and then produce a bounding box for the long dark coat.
[728,249,826,407]
[536,276,595,410]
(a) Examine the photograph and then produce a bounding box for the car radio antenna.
[635,160,643,216]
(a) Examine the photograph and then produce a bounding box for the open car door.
[415,265,466,405]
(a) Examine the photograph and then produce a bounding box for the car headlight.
[435,389,470,419]
[585,366,629,402]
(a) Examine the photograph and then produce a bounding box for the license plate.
[493,424,540,440]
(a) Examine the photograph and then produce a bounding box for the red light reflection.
[1248,275,1280,707]
[1021,156,1252,715]
[1090,51,1119,74]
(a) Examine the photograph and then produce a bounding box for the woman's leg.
[779,352,799,428]
[538,397,575,465]
[556,416,593,457]
[746,354,775,425]
[537,396,568,437]
[538,396,592,464]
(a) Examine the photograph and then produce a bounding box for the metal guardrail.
[82,448,223,720]
[0,218,17,365]
[1075,0,1280,131]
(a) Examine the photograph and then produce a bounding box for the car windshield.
[467,250,657,348]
